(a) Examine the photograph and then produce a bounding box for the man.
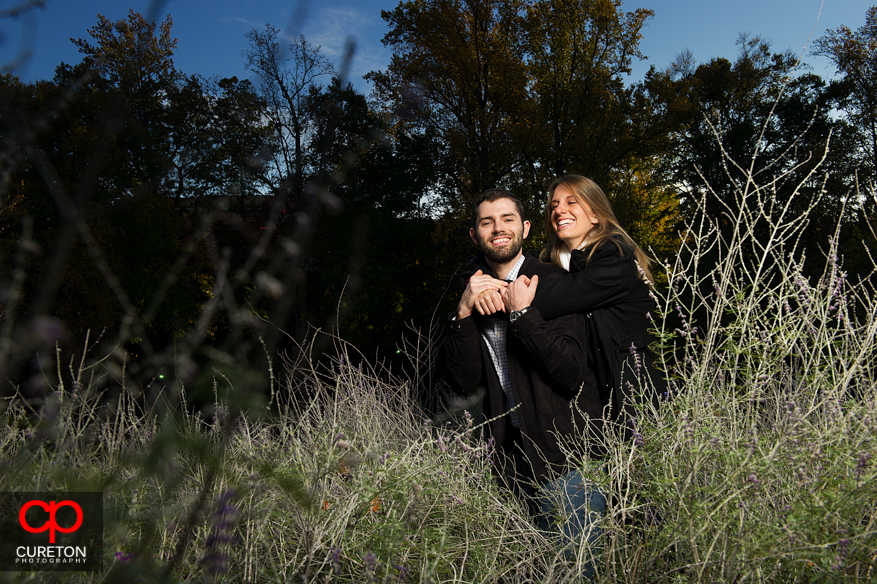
[443,188,605,574]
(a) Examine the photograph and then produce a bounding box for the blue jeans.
[536,468,606,580]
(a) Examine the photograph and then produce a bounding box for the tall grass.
[1,330,571,583]
[590,141,877,581]
[2,154,876,582]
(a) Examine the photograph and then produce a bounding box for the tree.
[71,9,177,93]
[0,72,199,369]
[243,26,334,213]
[367,0,530,213]
[813,6,877,283]
[0,13,252,386]
[71,9,179,195]
[296,76,449,353]
[164,75,275,211]
[668,36,858,278]
[523,0,653,179]
[368,0,684,260]
[814,6,877,181]
[211,77,276,212]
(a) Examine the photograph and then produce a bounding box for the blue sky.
[0,0,872,95]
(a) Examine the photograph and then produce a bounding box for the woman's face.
[549,184,599,250]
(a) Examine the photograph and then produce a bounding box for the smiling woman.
[529,175,665,438]
[542,176,652,280]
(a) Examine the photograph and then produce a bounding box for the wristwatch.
[509,306,531,323]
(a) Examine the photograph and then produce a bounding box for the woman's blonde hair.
[542,175,654,284]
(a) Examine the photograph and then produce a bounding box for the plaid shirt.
[478,254,526,427]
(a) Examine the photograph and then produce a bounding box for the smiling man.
[443,188,606,577]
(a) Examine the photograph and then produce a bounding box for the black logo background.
[0,492,103,572]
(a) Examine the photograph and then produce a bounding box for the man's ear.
[522,220,531,240]
[469,227,478,246]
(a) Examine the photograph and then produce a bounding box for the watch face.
[510,307,529,323]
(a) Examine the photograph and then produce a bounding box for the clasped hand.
[456,270,540,318]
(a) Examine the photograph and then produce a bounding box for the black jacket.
[443,252,603,484]
[531,239,666,433]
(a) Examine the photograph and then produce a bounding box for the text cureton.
[16,546,86,558]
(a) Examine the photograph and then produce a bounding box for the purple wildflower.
[632,430,645,447]
[114,551,133,563]
[681,414,694,443]
[329,546,342,575]
[832,537,849,571]
[855,451,871,482]
[436,433,447,453]
[363,551,378,580]
[629,344,642,371]
[201,490,240,575]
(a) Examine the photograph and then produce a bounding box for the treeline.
[1,4,876,388]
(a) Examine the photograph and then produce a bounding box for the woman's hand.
[503,275,539,312]
[456,270,508,319]
[474,287,507,315]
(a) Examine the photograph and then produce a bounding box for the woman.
[503,175,665,435]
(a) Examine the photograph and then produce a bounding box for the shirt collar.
[504,254,526,282]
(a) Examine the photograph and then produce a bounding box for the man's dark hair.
[471,189,526,228]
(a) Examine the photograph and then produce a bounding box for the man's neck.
[486,252,524,281]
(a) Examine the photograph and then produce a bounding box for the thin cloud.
[303,6,389,86]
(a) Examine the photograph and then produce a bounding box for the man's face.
[469,198,531,264]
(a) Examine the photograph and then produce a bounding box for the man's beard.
[477,231,524,264]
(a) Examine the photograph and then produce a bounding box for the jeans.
[536,468,606,580]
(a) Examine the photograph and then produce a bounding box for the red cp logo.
[19,500,83,543]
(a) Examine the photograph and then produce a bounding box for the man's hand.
[503,274,539,312]
[457,270,508,319]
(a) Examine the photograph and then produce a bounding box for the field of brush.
[2,157,877,584]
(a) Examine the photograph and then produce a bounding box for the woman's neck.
[562,237,589,251]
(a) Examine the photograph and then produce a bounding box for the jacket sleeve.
[442,314,487,397]
[508,307,588,399]
[532,247,637,321]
